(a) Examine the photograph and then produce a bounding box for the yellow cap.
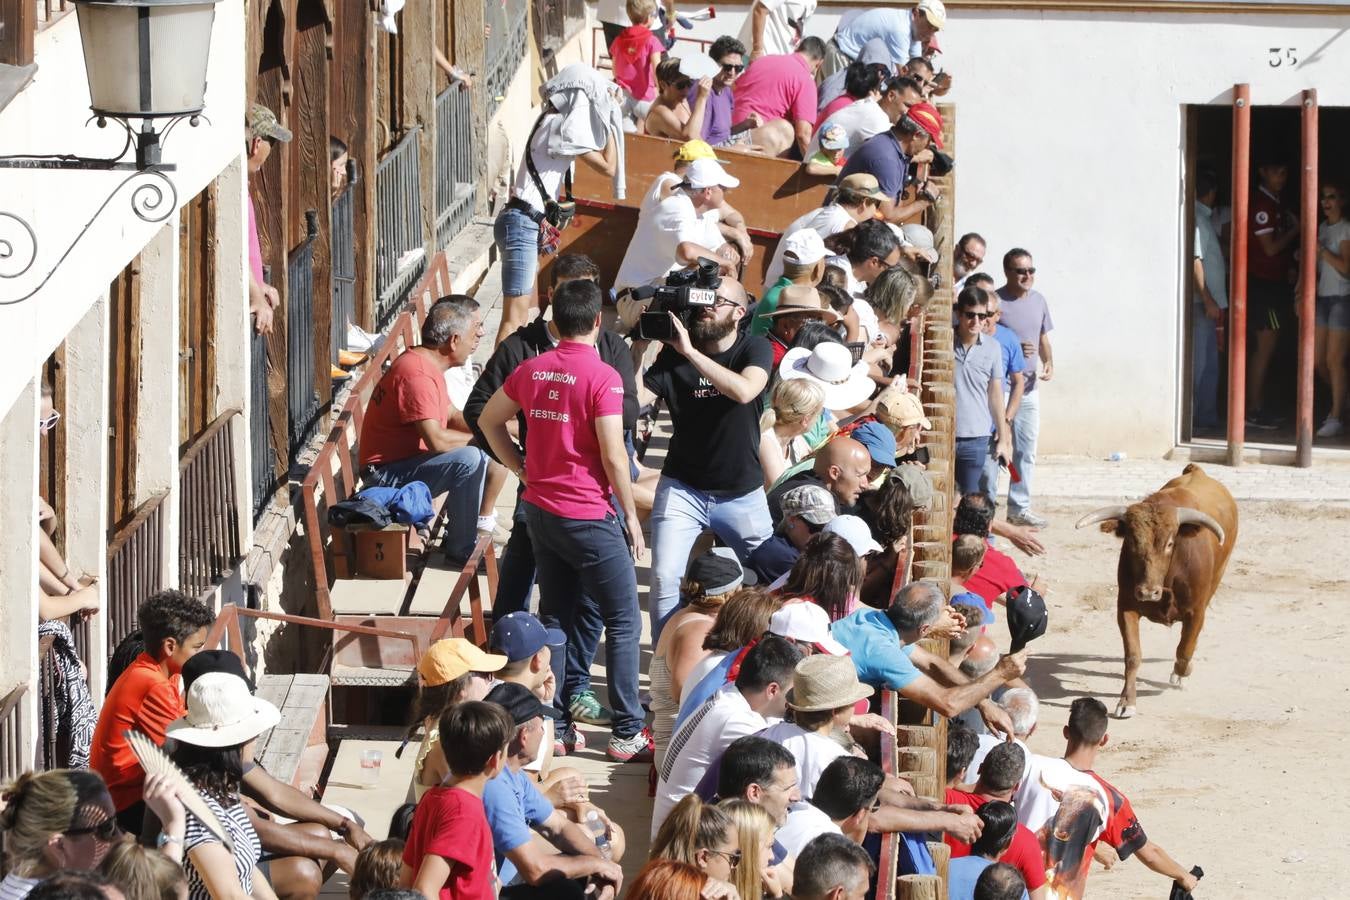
[673,139,724,163]
[417,638,508,686]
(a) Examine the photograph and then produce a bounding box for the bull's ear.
[1099,521,1124,538]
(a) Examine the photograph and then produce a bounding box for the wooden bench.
[254,674,330,793]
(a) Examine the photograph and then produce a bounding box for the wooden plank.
[107,259,142,530]
[400,0,435,266]
[333,0,378,329]
[0,0,36,67]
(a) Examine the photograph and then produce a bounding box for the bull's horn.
[1074,506,1128,529]
[1176,508,1226,545]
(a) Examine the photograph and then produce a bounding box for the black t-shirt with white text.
[645,331,773,494]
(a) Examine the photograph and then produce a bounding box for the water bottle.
[587,810,612,860]
[1108,451,1127,462]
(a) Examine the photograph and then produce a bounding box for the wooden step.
[255,674,329,791]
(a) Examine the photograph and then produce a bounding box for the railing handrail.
[179,407,243,473]
[107,490,170,557]
[204,605,424,670]
[0,680,29,724]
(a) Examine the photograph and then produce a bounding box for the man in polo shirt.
[838,102,942,224]
[731,37,826,158]
[746,484,836,583]
[739,0,816,60]
[701,36,758,148]
[995,249,1055,528]
[823,0,945,79]
[761,174,888,291]
[480,683,625,899]
[1245,157,1298,430]
[477,280,649,763]
[954,286,1011,497]
[831,582,1024,734]
[971,280,1024,500]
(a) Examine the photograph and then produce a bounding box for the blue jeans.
[648,476,772,642]
[978,435,1000,500]
[367,446,487,562]
[955,436,990,497]
[1008,391,1039,516]
[493,207,540,298]
[1192,308,1221,428]
[523,501,643,738]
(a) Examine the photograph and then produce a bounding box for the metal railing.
[249,326,274,521]
[375,128,426,327]
[179,409,244,598]
[0,681,29,781]
[485,0,528,114]
[331,186,356,364]
[286,211,324,454]
[106,492,168,657]
[434,85,476,248]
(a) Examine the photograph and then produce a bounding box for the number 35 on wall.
[1268,47,1299,67]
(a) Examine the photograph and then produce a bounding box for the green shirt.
[750,276,793,336]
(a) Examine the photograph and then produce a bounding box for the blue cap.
[852,420,897,468]
[489,612,566,662]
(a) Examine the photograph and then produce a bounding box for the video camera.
[634,257,722,342]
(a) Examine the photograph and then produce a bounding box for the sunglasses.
[960,311,992,320]
[720,62,745,74]
[40,411,61,431]
[66,818,121,842]
[673,79,692,91]
[1012,266,1036,276]
[709,849,742,868]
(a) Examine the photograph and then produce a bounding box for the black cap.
[1007,586,1048,653]
[485,681,561,724]
[687,547,755,596]
[182,649,254,693]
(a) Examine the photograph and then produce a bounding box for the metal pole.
[1296,89,1319,467]
[1226,85,1251,466]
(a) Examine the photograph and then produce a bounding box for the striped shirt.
[183,793,262,900]
[0,874,39,900]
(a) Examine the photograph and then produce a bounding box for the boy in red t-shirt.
[943,742,1048,895]
[402,701,515,900]
[609,0,664,131]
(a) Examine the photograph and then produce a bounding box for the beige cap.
[417,638,508,686]
[876,385,933,430]
[838,172,889,201]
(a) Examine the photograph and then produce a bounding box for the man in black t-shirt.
[644,277,774,642]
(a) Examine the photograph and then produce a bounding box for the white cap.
[783,229,827,266]
[684,157,741,190]
[823,515,884,557]
[769,601,849,656]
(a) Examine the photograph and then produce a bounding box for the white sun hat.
[167,672,281,748]
[779,342,873,411]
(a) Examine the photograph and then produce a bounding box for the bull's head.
[1075,503,1226,603]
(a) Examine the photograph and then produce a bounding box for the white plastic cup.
[360,749,383,787]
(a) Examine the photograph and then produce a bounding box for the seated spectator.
[676,588,783,724]
[357,299,490,566]
[831,583,1024,733]
[654,637,802,838]
[817,62,884,132]
[625,859,709,900]
[945,744,1048,896]
[349,841,405,900]
[856,474,919,607]
[753,230,829,337]
[867,264,927,328]
[91,590,214,835]
[609,0,664,130]
[822,2,944,80]
[730,38,827,158]
[759,380,828,489]
[739,0,816,60]
[101,837,187,900]
[837,103,943,224]
[718,800,783,898]
[817,38,887,113]
[700,37,754,147]
[901,56,941,97]
[649,797,740,887]
[953,637,1001,736]
[777,531,868,620]
[803,124,850,178]
[974,864,1028,900]
[767,436,872,524]
[849,422,900,485]
[715,736,801,837]
[790,833,873,900]
[949,804,1032,900]
[810,74,922,161]
[34,386,99,619]
[946,603,986,665]
[646,59,711,142]
[652,549,755,769]
[0,770,122,900]
[776,757,883,859]
[26,873,121,900]
[401,702,515,900]
[945,723,981,788]
[167,673,281,900]
[480,684,624,899]
[747,485,835,584]
[824,220,902,342]
[952,534,996,619]
[758,655,872,800]
[953,493,1041,599]
[968,688,1037,785]
[401,639,506,799]
[762,175,887,290]
[763,286,842,369]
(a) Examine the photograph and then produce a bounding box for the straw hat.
[786,654,873,712]
[779,342,873,411]
[762,285,840,324]
[167,672,281,748]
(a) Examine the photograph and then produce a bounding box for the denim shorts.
[1316,294,1350,331]
[494,206,540,297]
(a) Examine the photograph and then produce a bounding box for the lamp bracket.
[0,112,204,171]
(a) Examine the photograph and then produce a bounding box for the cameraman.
[644,275,775,641]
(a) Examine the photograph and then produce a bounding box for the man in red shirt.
[944,742,1048,897]
[732,36,826,157]
[1245,158,1300,430]
[90,589,214,834]
[477,280,649,763]
[359,297,489,565]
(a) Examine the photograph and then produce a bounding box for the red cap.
[906,101,944,148]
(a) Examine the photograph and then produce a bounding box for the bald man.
[766,436,873,526]
[952,635,1001,735]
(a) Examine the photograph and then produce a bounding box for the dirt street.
[1005,498,1350,898]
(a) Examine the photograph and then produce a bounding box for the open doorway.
[1181,104,1350,448]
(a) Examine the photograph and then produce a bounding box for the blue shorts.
[1316,294,1350,331]
[494,206,540,297]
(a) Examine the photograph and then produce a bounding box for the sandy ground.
[1005,498,1350,899]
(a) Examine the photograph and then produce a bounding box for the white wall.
[0,0,246,418]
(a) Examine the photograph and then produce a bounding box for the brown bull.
[1075,463,1237,719]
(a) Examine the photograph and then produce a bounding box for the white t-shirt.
[680,650,731,712]
[512,114,573,213]
[738,0,818,57]
[965,734,1031,787]
[764,204,857,286]
[776,803,843,859]
[758,721,849,802]
[824,254,880,342]
[0,873,39,900]
[654,684,769,838]
[615,191,718,292]
[444,360,476,411]
[1014,755,1110,835]
[804,98,891,160]
[1318,219,1350,296]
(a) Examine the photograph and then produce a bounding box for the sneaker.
[1317,416,1344,438]
[555,724,585,756]
[1245,410,1279,431]
[1008,510,1048,528]
[607,728,654,763]
[569,690,614,726]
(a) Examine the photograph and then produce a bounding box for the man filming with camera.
[644,273,775,643]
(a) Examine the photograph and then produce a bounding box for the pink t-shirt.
[503,341,625,520]
[610,24,665,102]
[732,52,818,127]
[247,195,265,285]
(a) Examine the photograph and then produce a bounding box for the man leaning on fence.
[245,104,288,336]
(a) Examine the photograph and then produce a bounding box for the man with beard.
[644,276,775,642]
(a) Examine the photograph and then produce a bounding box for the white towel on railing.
[539,63,627,201]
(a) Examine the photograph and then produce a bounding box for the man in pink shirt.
[732,36,826,158]
[477,279,651,763]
